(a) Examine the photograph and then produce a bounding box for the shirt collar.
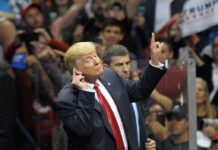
[86,79,102,92]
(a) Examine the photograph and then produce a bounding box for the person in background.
[99,18,140,59]
[167,102,189,150]
[0,18,16,66]
[18,3,69,52]
[102,44,156,150]
[145,103,172,150]
[188,33,218,106]
[0,67,17,150]
[51,0,87,41]
[195,78,217,131]
[208,132,218,150]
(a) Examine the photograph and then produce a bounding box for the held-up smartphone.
[18,32,40,43]
[156,112,166,126]
[138,6,145,16]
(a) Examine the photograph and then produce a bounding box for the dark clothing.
[197,115,207,130]
[173,141,189,150]
[196,56,218,106]
[56,64,166,150]
[0,68,16,150]
[131,103,147,150]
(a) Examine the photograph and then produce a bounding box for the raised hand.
[34,28,51,44]
[150,33,164,65]
[72,67,87,91]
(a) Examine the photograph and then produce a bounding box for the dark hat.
[109,2,124,10]
[21,3,42,17]
[167,102,188,121]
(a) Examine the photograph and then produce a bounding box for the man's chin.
[122,75,130,80]
[96,67,104,75]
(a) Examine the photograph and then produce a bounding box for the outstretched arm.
[51,0,87,40]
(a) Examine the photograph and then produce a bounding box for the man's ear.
[119,33,124,41]
[169,51,174,59]
[103,64,109,69]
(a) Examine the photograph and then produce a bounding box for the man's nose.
[93,56,100,64]
[123,64,129,72]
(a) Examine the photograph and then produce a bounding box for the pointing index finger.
[151,32,156,45]
[73,67,76,76]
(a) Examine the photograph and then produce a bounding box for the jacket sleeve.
[49,38,69,52]
[56,89,95,137]
[122,64,167,101]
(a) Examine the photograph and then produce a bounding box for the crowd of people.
[1,0,218,150]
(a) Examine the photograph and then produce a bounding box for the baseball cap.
[109,2,124,10]
[21,3,42,17]
[167,102,188,121]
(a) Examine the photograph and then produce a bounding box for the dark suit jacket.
[56,64,166,150]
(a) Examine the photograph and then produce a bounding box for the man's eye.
[85,58,91,63]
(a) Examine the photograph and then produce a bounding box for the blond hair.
[196,77,217,118]
[64,42,96,73]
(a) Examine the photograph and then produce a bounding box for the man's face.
[109,55,130,79]
[168,117,188,137]
[212,36,218,63]
[169,23,180,39]
[91,0,107,17]
[75,51,104,82]
[107,6,125,21]
[101,26,123,47]
[160,43,173,63]
[24,7,44,29]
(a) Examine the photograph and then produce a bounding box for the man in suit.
[102,44,156,150]
[56,33,166,150]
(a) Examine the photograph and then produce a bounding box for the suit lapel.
[99,75,132,130]
[99,71,139,150]
[99,77,132,129]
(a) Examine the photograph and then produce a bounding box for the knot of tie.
[94,83,99,89]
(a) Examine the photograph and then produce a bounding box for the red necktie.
[94,83,125,150]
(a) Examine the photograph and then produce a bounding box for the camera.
[156,111,166,126]
[17,31,40,54]
[18,32,39,43]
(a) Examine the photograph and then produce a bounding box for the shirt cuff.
[149,60,164,69]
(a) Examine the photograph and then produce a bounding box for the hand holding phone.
[145,138,156,150]
[72,68,87,91]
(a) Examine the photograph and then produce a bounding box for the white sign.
[181,0,218,37]
[154,0,173,32]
